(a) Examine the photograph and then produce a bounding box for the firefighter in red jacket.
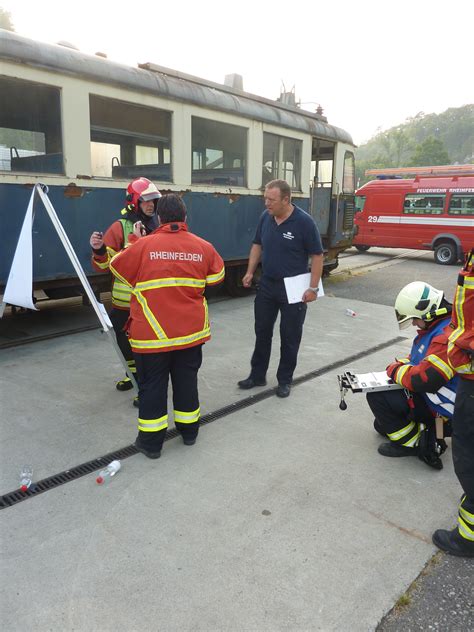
[433,249,474,557]
[89,178,161,400]
[366,281,457,470]
[109,194,225,458]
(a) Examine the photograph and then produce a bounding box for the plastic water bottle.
[345,308,357,317]
[96,460,121,485]
[20,465,33,492]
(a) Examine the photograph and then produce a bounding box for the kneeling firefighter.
[366,281,458,470]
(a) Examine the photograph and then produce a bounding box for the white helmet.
[394,282,444,329]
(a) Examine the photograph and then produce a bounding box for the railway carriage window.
[403,194,445,215]
[0,77,64,174]
[343,152,355,194]
[191,117,247,186]
[263,133,302,190]
[90,96,172,181]
[448,195,474,215]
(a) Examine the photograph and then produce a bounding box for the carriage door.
[309,138,335,238]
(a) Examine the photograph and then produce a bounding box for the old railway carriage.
[0,30,356,298]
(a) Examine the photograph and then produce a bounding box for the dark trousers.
[250,276,307,385]
[366,389,434,446]
[134,345,203,451]
[109,308,134,365]
[452,378,474,510]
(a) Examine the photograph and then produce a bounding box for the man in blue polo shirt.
[238,179,324,398]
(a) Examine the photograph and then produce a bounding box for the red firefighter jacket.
[109,222,225,353]
[448,249,474,379]
[91,216,135,310]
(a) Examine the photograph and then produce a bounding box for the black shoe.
[134,440,161,459]
[378,442,418,457]
[116,377,134,391]
[432,527,474,558]
[276,384,291,398]
[373,418,386,437]
[183,437,196,446]
[133,396,139,408]
[238,377,267,389]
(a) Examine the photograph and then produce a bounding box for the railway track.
[0,291,234,350]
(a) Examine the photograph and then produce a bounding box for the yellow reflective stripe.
[109,263,132,291]
[94,259,110,270]
[135,278,206,291]
[388,421,415,441]
[395,364,411,384]
[460,505,474,524]
[112,298,131,308]
[449,284,467,345]
[203,297,209,330]
[134,291,167,340]
[402,427,421,447]
[458,516,474,541]
[464,277,474,290]
[130,327,210,349]
[174,408,200,423]
[446,351,473,373]
[206,266,225,284]
[426,354,454,380]
[138,415,168,432]
[397,357,410,364]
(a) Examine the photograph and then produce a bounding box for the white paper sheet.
[283,272,324,304]
[2,189,38,311]
[354,372,398,389]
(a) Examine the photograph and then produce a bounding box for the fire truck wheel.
[355,245,370,252]
[434,242,457,265]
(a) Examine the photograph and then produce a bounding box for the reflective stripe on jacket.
[91,216,135,309]
[448,249,474,378]
[109,222,225,353]
[408,318,458,418]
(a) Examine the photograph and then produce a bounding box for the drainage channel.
[0,336,405,510]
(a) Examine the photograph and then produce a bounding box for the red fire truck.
[353,166,474,264]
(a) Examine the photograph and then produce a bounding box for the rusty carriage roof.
[0,30,354,146]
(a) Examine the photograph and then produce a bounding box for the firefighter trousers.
[366,389,434,447]
[250,276,307,385]
[134,345,203,452]
[109,308,134,365]
[452,378,474,539]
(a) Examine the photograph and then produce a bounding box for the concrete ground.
[0,295,466,631]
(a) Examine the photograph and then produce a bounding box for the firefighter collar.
[156,221,188,233]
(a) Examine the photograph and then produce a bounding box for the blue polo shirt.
[253,205,323,279]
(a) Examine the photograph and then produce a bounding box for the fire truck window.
[448,195,474,215]
[355,195,366,212]
[403,194,445,215]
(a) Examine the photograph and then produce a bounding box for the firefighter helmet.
[125,177,161,211]
[394,281,444,329]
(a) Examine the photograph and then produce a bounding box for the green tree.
[409,136,450,167]
[0,7,15,31]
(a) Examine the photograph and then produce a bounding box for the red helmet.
[125,177,161,212]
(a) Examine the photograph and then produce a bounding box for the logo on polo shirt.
[283,231,294,240]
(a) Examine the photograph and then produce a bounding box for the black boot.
[432,527,474,558]
[378,442,419,457]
